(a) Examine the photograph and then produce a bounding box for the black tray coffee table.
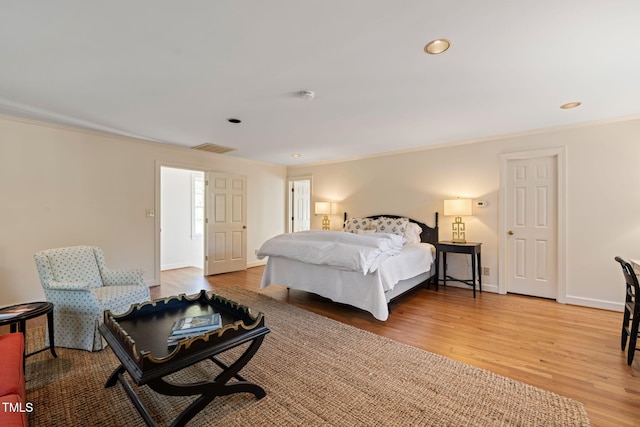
[98,290,270,427]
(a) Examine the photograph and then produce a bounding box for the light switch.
[146,209,155,217]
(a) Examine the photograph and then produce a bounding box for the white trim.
[286,175,313,233]
[161,262,197,271]
[498,147,567,303]
[564,296,623,312]
[247,260,268,268]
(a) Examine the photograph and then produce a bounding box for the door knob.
[508,230,514,235]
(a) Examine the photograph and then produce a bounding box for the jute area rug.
[25,287,590,426]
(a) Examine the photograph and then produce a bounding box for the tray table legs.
[104,335,266,427]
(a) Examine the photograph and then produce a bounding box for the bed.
[257,213,439,321]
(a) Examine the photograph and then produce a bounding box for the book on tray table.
[167,313,222,346]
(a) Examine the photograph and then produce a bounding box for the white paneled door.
[289,177,311,232]
[205,172,247,275]
[505,155,558,298]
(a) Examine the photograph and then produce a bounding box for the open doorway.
[160,167,205,271]
[287,176,311,232]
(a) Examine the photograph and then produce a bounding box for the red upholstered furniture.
[0,333,27,426]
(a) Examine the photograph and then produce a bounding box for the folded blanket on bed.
[256,230,405,274]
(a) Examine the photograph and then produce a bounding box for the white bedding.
[256,230,405,274]
[259,241,435,321]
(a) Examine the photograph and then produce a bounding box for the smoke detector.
[299,90,315,101]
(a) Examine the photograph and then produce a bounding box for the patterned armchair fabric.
[34,246,151,351]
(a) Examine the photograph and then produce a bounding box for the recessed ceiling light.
[560,102,581,109]
[291,153,301,158]
[227,118,241,123]
[424,39,451,55]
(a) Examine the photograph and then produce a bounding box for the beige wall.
[3,113,639,311]
[0,115,286,306]
[289,117,640,311]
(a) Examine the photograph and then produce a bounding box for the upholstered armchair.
[34,246,151,351]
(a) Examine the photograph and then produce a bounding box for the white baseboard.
[441,282,621,312]
[563,295,622,312]
[248,260,267,268]
[440,282,499,293]
[161,262,198,271]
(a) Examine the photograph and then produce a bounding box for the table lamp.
[315,202,332,230]
[444,199,472,243]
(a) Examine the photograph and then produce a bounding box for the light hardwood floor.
[157,266,639,427]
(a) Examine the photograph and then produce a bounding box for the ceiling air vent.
[191,143,236,155]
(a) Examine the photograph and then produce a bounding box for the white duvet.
[256,230,405,274]
[259,242,435,321]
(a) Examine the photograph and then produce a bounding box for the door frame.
[498,147,567,302]
[286,175,312,233]
[154,160,208,285]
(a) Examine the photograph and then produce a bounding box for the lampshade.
[315,202,331,215]
[444,199,472,217]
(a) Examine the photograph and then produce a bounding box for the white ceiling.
[2,1,640,166]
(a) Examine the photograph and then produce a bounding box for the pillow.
[404,222,423,244]
[343,217,372,233]
[355,229,376,235]
[371,217,409,237]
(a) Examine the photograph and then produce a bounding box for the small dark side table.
[0,301,57,366]
[435,241,482,298]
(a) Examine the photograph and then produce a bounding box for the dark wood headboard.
[343,212,439,245]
